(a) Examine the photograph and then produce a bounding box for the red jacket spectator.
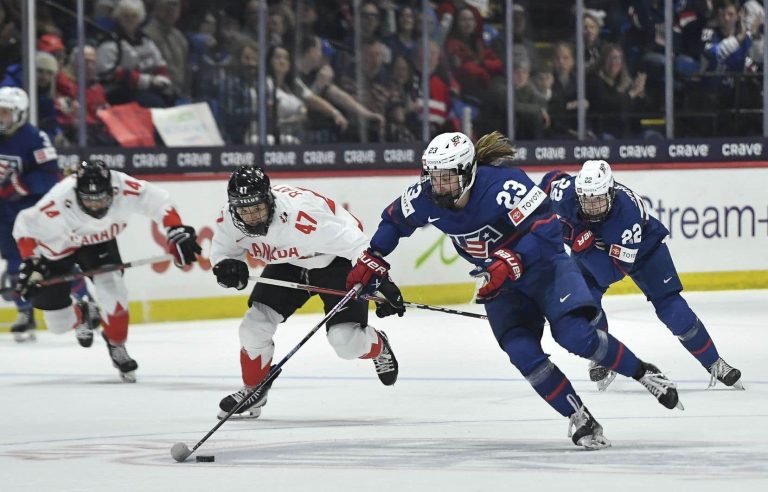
[444,7,502,98]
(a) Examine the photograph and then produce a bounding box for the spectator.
[531,61,554,105]
[512,4,537,68]
[385,100,417,142]
[584,9,606,72]
[549,42,582,139]
[144,0,189,99]
[33,52,61,143]
[96,0,172,108]
[0,2,20,77]
[212,40,260,145]
[186,10,218,69]
[268,3,296,50]
[384,6,418,62]
[94,0,117,32]
[0,51,62,143]
[512,57,550,140]
[586,44,649,139]
[337,40,396,132]
[412,39,460,137]
[296,35,385,141]
[55,45,113,146]
[445,6,503,101]
[436,0,483,34]
[266,45,347,144]
[701,0,757,88]
[36,35,66,72]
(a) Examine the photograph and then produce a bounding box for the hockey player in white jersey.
[12,160,201,382]
[211,165,403,419]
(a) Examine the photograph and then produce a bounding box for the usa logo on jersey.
[450,225,503,258]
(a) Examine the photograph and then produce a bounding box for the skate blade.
[674,399,684,411]
[119,371,137,383]
[576,435,612,450]
[731,380,746,390]
[218,407,262,420]
[595,371,617,392]
[13,332,37,343]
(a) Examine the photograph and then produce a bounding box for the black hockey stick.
[248,275,488,321]
[170,283,364,463]
[0,254,175,298]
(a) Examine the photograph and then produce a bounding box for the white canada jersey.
[211,184,369,270]
[13,171,181,260]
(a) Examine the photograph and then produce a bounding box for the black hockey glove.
[16,257,49,301]
[213,259,249,290]
[374,276,406,318]
[167,225,202,267]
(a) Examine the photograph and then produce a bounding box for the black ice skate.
[10,309,36,343]
[373,330,398,386]
[567,395,611,450]
[588,361,616,392]
[102,332,138,383]
[637,362,683,410]
[74,300,101,348]
[708,358,744,390]
[218,369,280,420]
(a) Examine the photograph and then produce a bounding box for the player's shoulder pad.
[612,183,649,222]
[398,179,428,219]
[540,170,570,193]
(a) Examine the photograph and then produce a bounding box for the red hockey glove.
[471,249,523,301]
[571,229,595,253]
[167,225,202,267]
[346,249,391,296]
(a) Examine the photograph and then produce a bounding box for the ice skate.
[708,358,744,390]
[74,300,101,348]
[102,332,138,383]
[373,330,398,386]
[588,361,616,391]
[567,395,611,450]
[218,370,279,420]
[10,309,36,343]
[637,362,683,410]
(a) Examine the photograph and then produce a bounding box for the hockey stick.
[0,254,175,298]
[248,275,488,321]
[170,283,363,463]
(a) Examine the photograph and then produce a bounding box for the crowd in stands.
[0,0,764,147]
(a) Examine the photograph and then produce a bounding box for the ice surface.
[1,290,766,491]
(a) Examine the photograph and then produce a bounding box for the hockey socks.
[525,360,583,417]
[653,294,720,368]
[676,318,719,368]
[592,329,643,378]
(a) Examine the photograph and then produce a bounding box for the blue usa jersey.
[0,123,60,222]
[370,164,563,267]
[541,170,670,288]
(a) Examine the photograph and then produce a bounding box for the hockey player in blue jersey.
[346,131,683,450]
[541,160,743,391]
[0,87,60,342]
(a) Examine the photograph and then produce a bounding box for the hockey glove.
[471,249,523,302]
[571,229,595,253]
[213,259,249,290]
[167,225,202,267]
[16,257,49,300]
[346,249,391,296]
[374,276,406,318]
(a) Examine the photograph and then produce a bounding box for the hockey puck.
[196,455,215,462]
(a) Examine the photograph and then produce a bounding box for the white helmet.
[0,87,29,135]
[575,160,615,222]
[422,132,476,208]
